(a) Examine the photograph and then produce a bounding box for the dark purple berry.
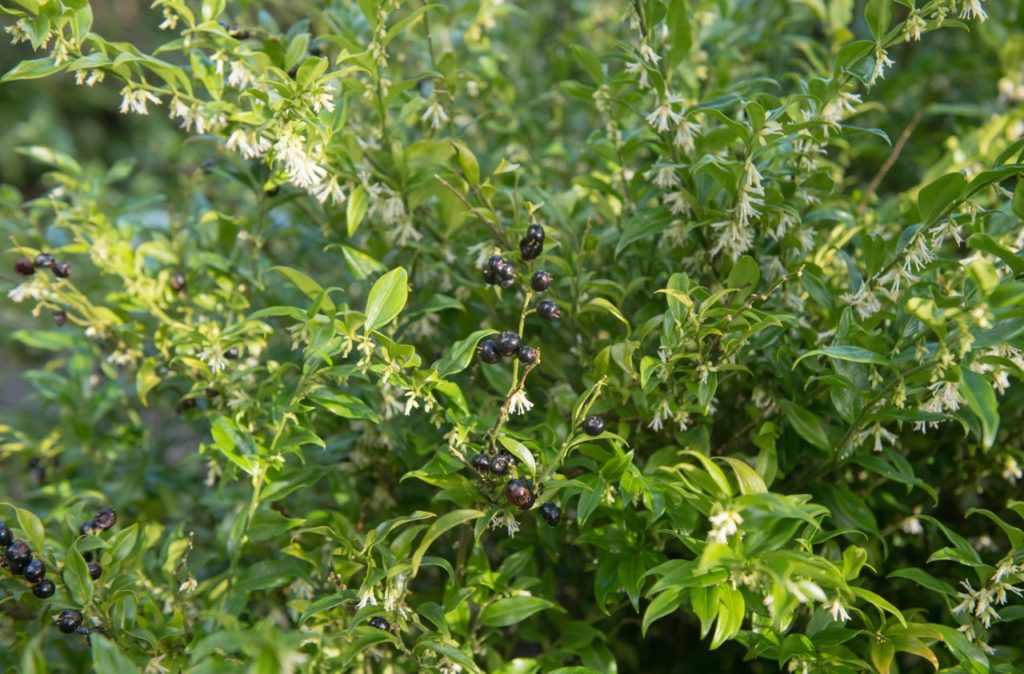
[506,479,534,510]
[539,502,562,526]
[498,275,516,289]
[369,616,390,631]
[56,609,83,634]
[170,272,186,292]
[490,454,512,475]
[34,253,55,269]
[6,540,31,568]
[93,507,116,531]
[87,562,102,580]
[471,454,490,472]
[537,300,561,321]
[53,262,71,279]
[496,331,521,357]
[583,415,605,436]
[32,580,55,598]
[224,347,240,360]
[488,255,508,275]
[82,551,93,563]
[519,238,542,261]
[15,257,34,276]
[483,266,498,285]
[23,559,46,583]
[53,311,67,327]
[525,224,545,242]
[517,345,539,365]
[477,339,501,364]
[0,523,11,547]
[530,270,552,292]
[80,521,94,536]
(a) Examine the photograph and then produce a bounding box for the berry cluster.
[519,224,545,261]
[1,522,56,598]
[14,252,71,280]
[79,506,118,581]
[482,254,517,288]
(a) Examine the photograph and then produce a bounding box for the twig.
[861,112,923,210]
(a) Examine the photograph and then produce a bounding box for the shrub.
[1,0,1023,672]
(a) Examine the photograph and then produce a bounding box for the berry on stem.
[23,559,46,583]
[6,540,32,572]
[53,262,71,279]
[53,311,67,327]
[88,562,102,580]
[56,609,83,634]
[519,238,542,261]
[496,331,521,357]
[94,507,117,531]
[224,347,240,360]
[537,300,561,321]
[539,502,562,526]
[505,479,534,510]
[477,339,501,364]
[525,224,545,242]
[33,580,55,598]
[35,253,55,269]
[471,454,490,472]
[0,523,11,547]
[583,415,605,436]
[369,617,390,631]
[490,454,512,475]
[14,258,34,276]
[517,345,539,365]
[170,272,186,292]
[530,270,552,292]
[80,521,94,536]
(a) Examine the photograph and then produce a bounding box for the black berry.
[93,507,116,531]
[539,502,562,526]
[53,262,71,279]
[82,551,93,563]
[32,580,55,598]
[56,609,83,634]
[497,275,516,289]
[369,616,390,631]
[224,347,240,360]
[525,224,545,243]
[6,540,32,569]
[53,310,67,327]
[170,272,186,292]
[471,454,490,472]
[0,523,11,547]
[530,270,552,292]
[482,266,498,285]
[477,339,501,364]
[35,253,55,269]
[80,521,94,536]
[15,257,34,276]
[583,415,605,436]
[517,345,539,365]
[496,331,521,357]
[88,562,102,580]
[23,559,46,583]
[519,237,543,261]
[537,300,561,321]
[490,454,512,475]
[505,479,534,510]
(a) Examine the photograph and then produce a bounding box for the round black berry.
[477,339,501,364]
[6,540,32,568]
[496,331,522,357]
[82,551,93,563]
[53,310,67,327]
[369,616,390,631]
[471,454,490,472]
[93,507,116,531]
[490,454,512,475]
[15,257,35,276]
[539,502,562,526]
[530,270,552,292]
[0,522,11,547]
[170,272,186,292]
[56,609,83,634]
[498,275,516,289]
[224,347,240,360]
[23,559,46,583]
[32,580,55,599]
[519,238,543,261]
[53,262,71,279]
[35,253,55,269]
[87,562,102,580]
[505,479,534,510]
[517,345,539,365]
[80,521,94,536]
[525,224,545,243]
[482,266,498,285]
[583,415,605,436]
[488,255,509,276]
[537,300,561,321]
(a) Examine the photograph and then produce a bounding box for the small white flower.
[421,100,449,130]
[710,220,754,261]
[822,92,861,127]
[868,48,894,86]
[708,506,743,544]
[903,10,927,41]
[158,7,179,31]
[490,511,520,538]
[508,389,534,415]
[313,176,346,205]
[664,190,691,216]
[826,596,850,623]
[1002,456,1022,484]
[357,589,378,608]
[900,515,924,535]
[119,86,162,115]
[311,89,335,114]
[639,43,661,64]
[646,97,683,133]
[198,346,229,373]
[647,165,679,189]
[226,129,272,159]
[673,118,701,153]
[625,61,650,89]
[960,0,988,22]
[840,284,881,320]
[403,391,420,416]
[227,60,254,89]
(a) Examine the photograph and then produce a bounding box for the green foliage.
[1,0,1023,671]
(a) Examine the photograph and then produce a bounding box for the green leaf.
[432,329,496,378]
[310,391,382,423]
[850,586,906,627]
[452,141,480,185]
[641,588,682,636]
[1,57,63,83]
[793,345,890,368]
[887,568,956,596]
[91,635,140,674]
[960,369,999,449]
[718,457,766,495]
[725,255,759,305]
[864,0,892,40]
[569,44,603,84]
[411,509,482,576]
[63,546,94,606]
[479,596,555,627]
[710,585,744,649]
[268,266,335,314]
[779,400,831,452]
[918,172,966,224]
[346,185,370,237]
[0,503,46,552]
[364,267,408,333]
[497,435,537,475]
[667,0,692,70]
[135,357,160,407]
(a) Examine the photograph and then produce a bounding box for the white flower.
[664,190,691,216]
[381,194,407,225]
[211,51,228,75]
[313,176,346,205]
[1002,456,1022,484]
[904,10,927,41]
[357,589,378,608]
[710,220,754,261]
[119,86,161,115]
[508,389,534,415]
[708,506,743,543]
[639,43,661,64]
[840,284,881,320]
[646,97,683,133]
[868,48,894,86]
[403,391,420,416]
[74,69,104,87]
[198,346,229,373]
[625,61,650,89]
[490,511,520,538]
[312,90,335,114]
[960,0,987,21]
[900,515,924,535]
[822,92,861,127]
[788,579,827,604]
[904,234,934,272]
[421,100,449,130]
[227,60,254,89]
[928,380,964,412]
[673,118,701,153]
[869,423,897,453]
[226,129,271,159]
[647,165,679,189]
[158,7,179,31]
[826,596,850,623]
